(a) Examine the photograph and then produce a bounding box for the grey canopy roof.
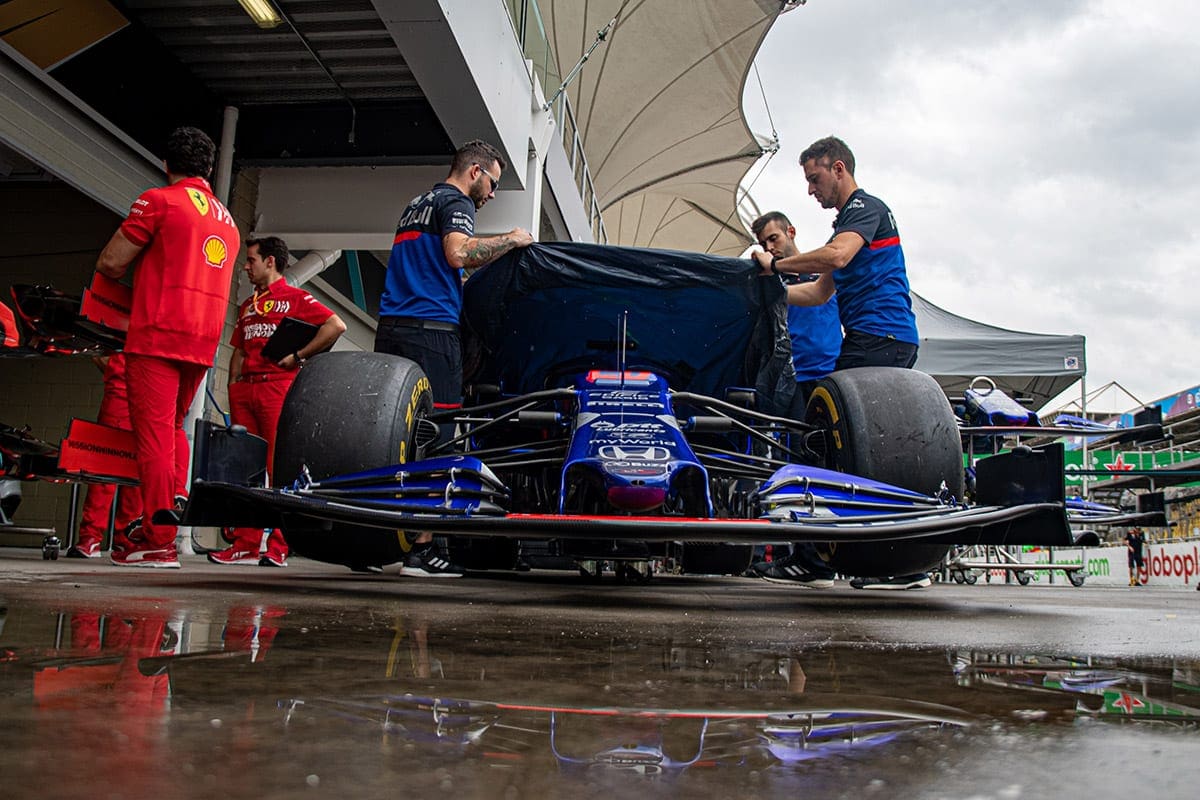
[912,292,1086,410]
[541,0,786,256]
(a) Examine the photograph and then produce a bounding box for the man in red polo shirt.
[209,235,346,567]
[95,126,239,568]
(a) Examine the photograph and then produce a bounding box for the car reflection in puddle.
[279,693,974,776]
[952,651,1200,724]
[1,600,1199,798]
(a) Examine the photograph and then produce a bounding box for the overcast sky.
[742,0,1199,413]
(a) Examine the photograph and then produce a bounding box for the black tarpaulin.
[462,242,794,414]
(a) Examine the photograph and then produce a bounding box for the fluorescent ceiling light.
[237,0,283,29]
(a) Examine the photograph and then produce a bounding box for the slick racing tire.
[274,351,433,569]
[805,367,964,578]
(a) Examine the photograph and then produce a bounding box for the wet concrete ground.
[1,550,1198,799]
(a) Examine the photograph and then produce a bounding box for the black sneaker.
[849,573,932,590]
[753,555,834,589]
[401,545,464,578]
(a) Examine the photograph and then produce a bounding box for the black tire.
[615,561,654,583]
[1067,569,1086,587]
[448,537,519,571]
[578,560,604,581]
[805,367,964,578]
[681,543,753,576]
[274,351,433,568]
[1015,571,1032,586]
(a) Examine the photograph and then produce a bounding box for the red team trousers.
[226,375,294,556]
[124,354,207,549]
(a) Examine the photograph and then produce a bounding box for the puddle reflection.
[952,652,1200,723]
[1,599,1198,798]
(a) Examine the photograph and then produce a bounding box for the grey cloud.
[747,0,1200,406]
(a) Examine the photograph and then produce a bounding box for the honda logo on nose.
[598,445,671,461]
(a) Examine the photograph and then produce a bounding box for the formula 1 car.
[175,241,1084,579]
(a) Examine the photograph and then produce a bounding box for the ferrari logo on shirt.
[202,236,229,268]
[262,299,274,314]
[187,188,211,216]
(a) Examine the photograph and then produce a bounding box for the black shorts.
[374,319,462,410]
[836,330,919,370]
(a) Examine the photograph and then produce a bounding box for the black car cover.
[461,241,795,416]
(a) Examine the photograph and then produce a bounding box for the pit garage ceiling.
[0,0,459,185]
[2,0,791,254]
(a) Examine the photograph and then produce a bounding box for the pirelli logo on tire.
[809,386,843,451]
[397,376,431,464]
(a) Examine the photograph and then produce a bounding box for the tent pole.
[1080,375,1089,499]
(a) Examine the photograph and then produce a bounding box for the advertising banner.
[1019,541,1200,589]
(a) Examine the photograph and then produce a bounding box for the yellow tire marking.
[810,386,843,450]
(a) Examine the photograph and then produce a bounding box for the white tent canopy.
[541,0,787,256]
[913,292,1086,410]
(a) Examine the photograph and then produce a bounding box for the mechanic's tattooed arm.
[445,228,533,269]
[460,236,512,266]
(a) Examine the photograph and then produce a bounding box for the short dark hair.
[799,136,855,176]
[750,211,792,239]
[450,139,506,176]
[246,236,289,272]
[164,126,216,179]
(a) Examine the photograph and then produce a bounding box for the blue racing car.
[178,242,1085,578]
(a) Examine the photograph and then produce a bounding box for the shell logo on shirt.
[202,236,229,268]
[187,188,211,216]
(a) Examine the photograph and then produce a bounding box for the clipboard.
[260,317,319,362]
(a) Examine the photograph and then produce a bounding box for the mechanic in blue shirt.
[751,137,928,592]
[751,136,918,371]
[376,139,533,577]
[750,211,840,410]
[748,211,841,589]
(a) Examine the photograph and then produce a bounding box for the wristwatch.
[770,256,780,275]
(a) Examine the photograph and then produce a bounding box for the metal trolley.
[944,544,1087,587]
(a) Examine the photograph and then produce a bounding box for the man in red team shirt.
[95,126,239,568]
[209,235,345,567]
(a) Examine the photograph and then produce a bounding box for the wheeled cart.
[945,545,1086,587]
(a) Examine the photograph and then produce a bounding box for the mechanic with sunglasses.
[375,139,533,577]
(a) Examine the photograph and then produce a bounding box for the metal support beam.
[0,40,160,215]
[214,106,239,205]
